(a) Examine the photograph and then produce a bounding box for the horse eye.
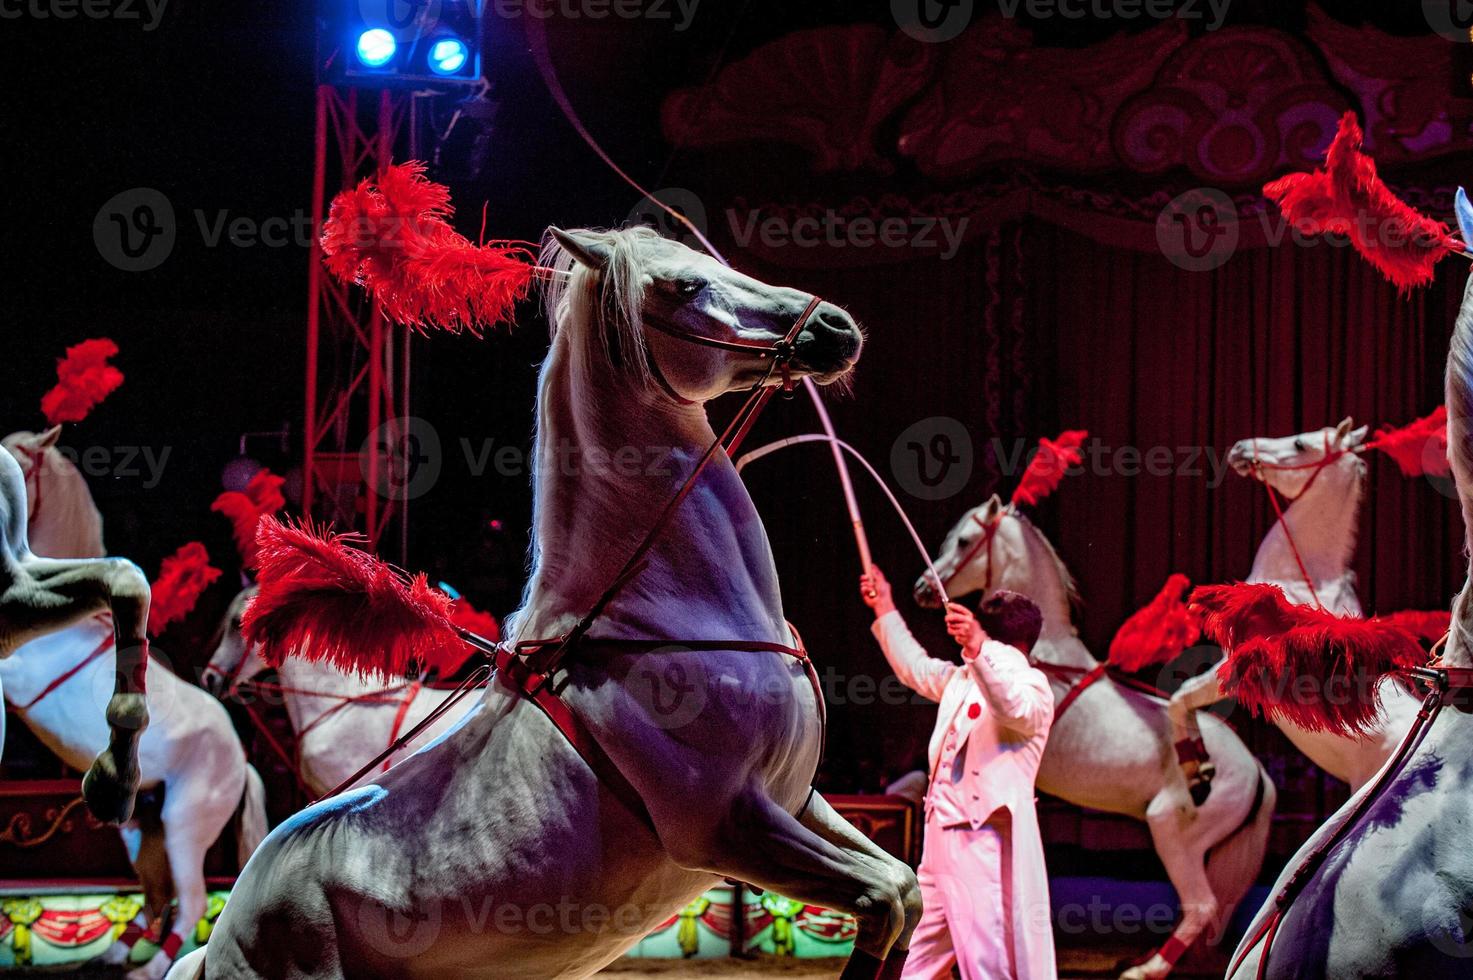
[1293,438,1306,451]
[676,279,705,298]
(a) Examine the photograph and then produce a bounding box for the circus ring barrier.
[0,779,918,969]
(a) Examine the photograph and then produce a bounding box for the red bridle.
[12,443,44,526]
[1240,432,1351,610]
[937,509,1004,596]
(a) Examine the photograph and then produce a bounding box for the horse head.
[1226,417,1369,500]
[914,494,1079,625]
[204,586,267,697]
[1,426,105,559]
[545,227,863,403]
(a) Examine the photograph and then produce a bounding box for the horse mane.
[1011,509,1083,615]
[0,435,105,560]
[539,226,660,391]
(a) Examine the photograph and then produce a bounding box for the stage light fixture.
[356,28,398,68]
[429,37,469,76]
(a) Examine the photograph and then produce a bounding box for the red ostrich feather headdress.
[320,162,539,334]
[148,542,222,637]
[1010,430,1088,508]
[1263,112,1465,291]
[211,469,287,569]
[1108,573,1202,672]
[1191,583,1427,737]
[1368,406,1449,478]
[41,338,124,426]
[242,517,472,678]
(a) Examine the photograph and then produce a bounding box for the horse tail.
[1448,272,1473,557]
[234,763,268,868]
[1203,764,1276,945]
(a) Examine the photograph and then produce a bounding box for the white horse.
[2,433,267,980]
[0,435,149,829]
[1225,269,1473,979]
[204,585,482,797]
[915,499,1274,980]
[168,226,919,980]
[1166,419,1424,794]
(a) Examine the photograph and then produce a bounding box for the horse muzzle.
[912,574,945,609]
[792,304,862,381]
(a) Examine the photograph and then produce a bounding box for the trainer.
[861,566,1055,979]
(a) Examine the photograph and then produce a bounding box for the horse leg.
[130,788,218,980]
[670,789,919,976]
[1167,669,1223,805]
[1121,805,1220,980]
[94,822,152,967]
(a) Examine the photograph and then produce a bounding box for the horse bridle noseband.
[641,297,821,408]
[937,509,1005,596]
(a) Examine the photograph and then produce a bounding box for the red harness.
[1243,433,1348,609]
[16,615,115,712]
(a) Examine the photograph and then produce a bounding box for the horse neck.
[29,458,105,559]
[1250,458,1362,598]
[999,528,1093,669]
[274,657,394,733]
[513,337,786,644]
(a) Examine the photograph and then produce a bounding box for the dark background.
[2,0,1469,808]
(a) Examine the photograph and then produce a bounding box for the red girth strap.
[1049,662,1107,723]
[17,621,115,711]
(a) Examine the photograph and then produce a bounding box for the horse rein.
[1241,433,1347,610]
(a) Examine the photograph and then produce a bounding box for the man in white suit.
[861,566,1055,980]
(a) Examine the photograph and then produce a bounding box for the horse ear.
[549,228,612,271]
[33,425,62,450]
[983,493,1003,517]
[1333,417,1355,443]
[1345,424,1370,448]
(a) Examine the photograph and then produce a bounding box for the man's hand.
[945,602,986,659]
[860,566,896,617]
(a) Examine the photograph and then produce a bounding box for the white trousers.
[903,818,1018,980]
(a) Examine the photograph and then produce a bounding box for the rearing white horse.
[916,498,1274,980]
[205,585,482,797]
[3,432,267,980]
[1167,419,1424,795]
[169,226,920,980]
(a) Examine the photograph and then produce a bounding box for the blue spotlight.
[356,28,397,68]
[429,37,469,76]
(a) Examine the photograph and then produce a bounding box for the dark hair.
[976,590,1043,655]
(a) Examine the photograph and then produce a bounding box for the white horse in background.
[169,226,919,980]
[2,433,267,980]
[205,585,483,797]
[1225,263,1473,979]
[1167,418,1424,794]
[916,498,1274,980]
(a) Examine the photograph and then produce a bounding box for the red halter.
[1241,432,1349,610]
[940,510,1004,596]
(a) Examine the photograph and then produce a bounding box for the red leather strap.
[1050,663,1107,724]
[160,932,184,960]
[17,628,115,711]
[384,681,423,772]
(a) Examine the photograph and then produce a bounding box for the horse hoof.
[82,750,140,824]
[1189,778,1213,806]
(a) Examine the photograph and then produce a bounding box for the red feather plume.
[1375,608,1451,647]
[1108,574,1201,672]
[242,517,466,679]
[1370,406,1449,477]
[320,161,536,333]
[211,469,287,568]
[1192,583,1425,737]
[41,338,125,425]
[148,542,222,637]
[1263,112,1462,290]
[1011,430,1088,507]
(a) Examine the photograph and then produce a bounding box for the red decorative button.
[967,703,981,719]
